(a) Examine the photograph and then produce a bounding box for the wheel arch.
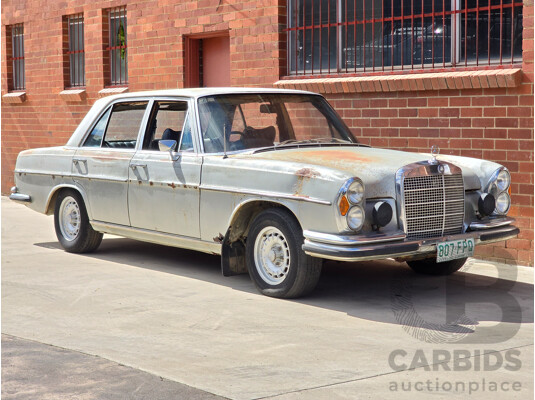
[221,198,301,277]
[45,184,91,218]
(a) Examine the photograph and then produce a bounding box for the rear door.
[72,100,149,226]
[127,99,201,237]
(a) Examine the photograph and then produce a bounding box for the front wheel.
[246,208,322,298]
[407,257,467,276]
[54,189,103,253]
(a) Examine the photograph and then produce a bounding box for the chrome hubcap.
[254,227,291,285]
[59,196,80,241]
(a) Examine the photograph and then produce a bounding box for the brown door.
[185,34,230,88]
[203,36,230,87]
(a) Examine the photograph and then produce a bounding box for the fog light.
[372,201,393,227]
[347,206,365,231]
[495,192,511,215]
[478,193,495,217]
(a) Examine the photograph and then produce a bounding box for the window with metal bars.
[8,24,25,90]
[66,14,85,87]
[287,0,523,75]
[106,6,128,86]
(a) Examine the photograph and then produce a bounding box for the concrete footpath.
[2,197,533,399]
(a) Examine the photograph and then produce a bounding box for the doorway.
[185,33,230,88]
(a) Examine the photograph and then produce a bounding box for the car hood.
[241,146,500,198]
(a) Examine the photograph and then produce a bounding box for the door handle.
[73,158,87,164]
[130,163,147,169]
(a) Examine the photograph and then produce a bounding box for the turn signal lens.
[339,195,350,216]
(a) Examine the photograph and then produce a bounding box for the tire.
[54,189,103,253]
[406,257,467,276]
[246,208,322,298]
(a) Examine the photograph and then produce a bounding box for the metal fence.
[287,0,523,75]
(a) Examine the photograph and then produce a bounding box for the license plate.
[436,238,475,263]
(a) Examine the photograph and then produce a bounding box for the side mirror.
[159,139,179,161]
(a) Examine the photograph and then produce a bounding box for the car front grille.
[402,173,465,240]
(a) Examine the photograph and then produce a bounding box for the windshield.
[197,94,358,153]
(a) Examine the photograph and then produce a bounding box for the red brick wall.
[2,0,533,265]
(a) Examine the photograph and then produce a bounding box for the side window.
[84,107,111,147]
[142,101,191,151]
[83,101,148,148]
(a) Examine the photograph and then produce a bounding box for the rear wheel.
[246,208,322,298]
[407,257,467,276]
[54,189,102,253]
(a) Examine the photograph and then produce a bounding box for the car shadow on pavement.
[35,237,534,335]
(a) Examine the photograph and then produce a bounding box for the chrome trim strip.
[303,229,406,245]
[72,175,128,183]
[9,193,31,202]
[200,185,332,205]
[469,217,515,230]
[90,220,221,255]
[14,170,73,178]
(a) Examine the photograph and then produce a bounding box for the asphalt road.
[2,197,533,399]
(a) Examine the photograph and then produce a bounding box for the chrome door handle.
[73,158,86,164]
[130,163,147,169]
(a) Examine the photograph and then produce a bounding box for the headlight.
[496,169,511,192]
[347,180,365,204]
[347,206,365,231]
[495,192,511,214]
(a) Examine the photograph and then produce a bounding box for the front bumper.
[302,218,519,262]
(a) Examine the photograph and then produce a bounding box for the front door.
[127,99,201,237]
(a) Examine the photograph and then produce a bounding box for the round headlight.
[496,169,511,192]
[347,180,365,204]
[347,206,365,231]
[495,192,511,214]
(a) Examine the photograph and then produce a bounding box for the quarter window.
[287,0,523,75]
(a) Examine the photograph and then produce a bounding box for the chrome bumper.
[302,219,519,262]
[9,186,31,203]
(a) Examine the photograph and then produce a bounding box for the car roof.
[101,87,317,102]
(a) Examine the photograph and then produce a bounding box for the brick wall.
[2,0,533,265]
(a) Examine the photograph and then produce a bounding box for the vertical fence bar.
[511,0,515,64]
[421,0,424,68]
[487,0,491,65]
[401,0,404,70]
[443,0,447,68]
[432,0,435,68]
[391,0,394,70]
[354,0,357,72]
[464,1,467,66]
[319,0,323,74]
[344,0,348,72]
[499,0,503,64]
[303,0,306,74]
[312,0,315,73]
[476,0,479,66]
[372,0,376,71]
[295,0,299,75]
[382,0,385,71]
[411,0,414,68]
[363,0,366,71]
[328,0,331,73]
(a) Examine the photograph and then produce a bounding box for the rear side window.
[83,101,148,148]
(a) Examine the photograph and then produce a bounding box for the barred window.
[66,14,85,87]
[106,6,128,86]
[287,0,523,75]
[8,24,25,90]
